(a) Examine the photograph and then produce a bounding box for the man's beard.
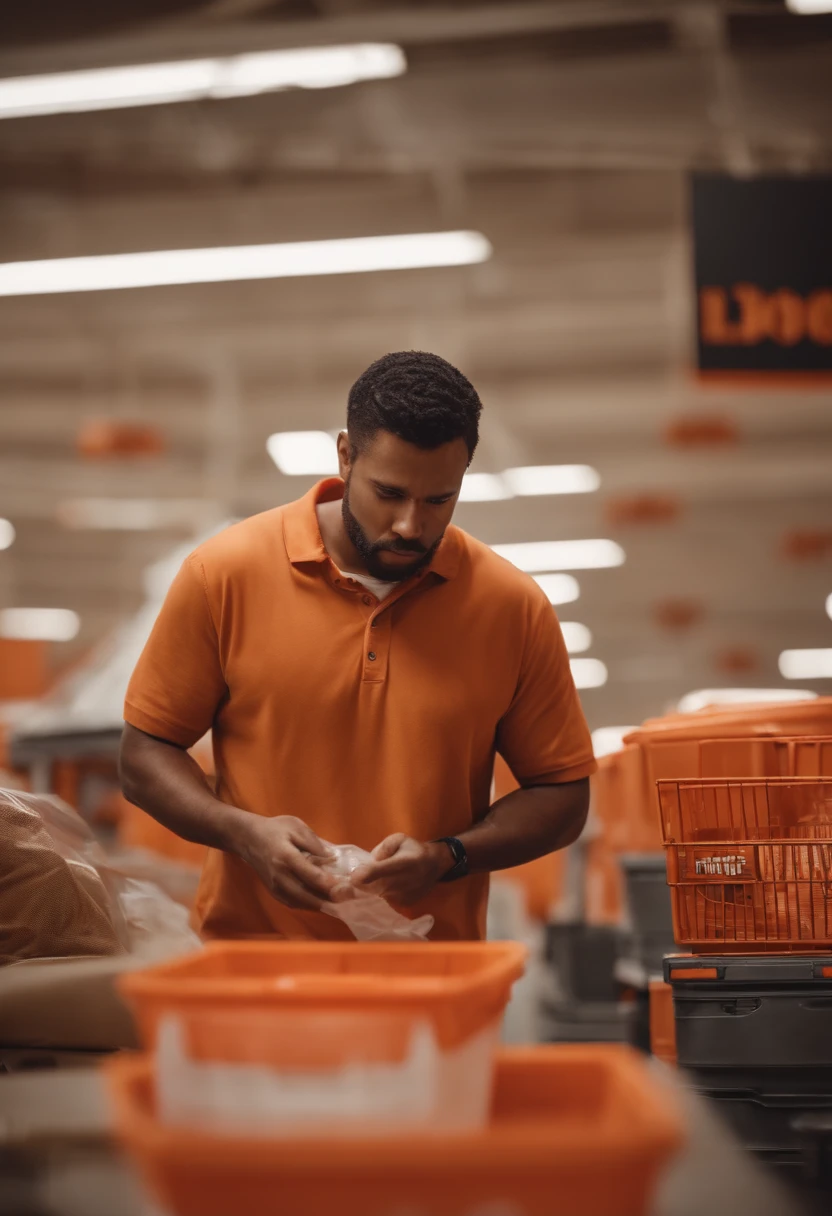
[341,479,443,583]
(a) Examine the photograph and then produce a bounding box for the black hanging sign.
[691,174,832,375]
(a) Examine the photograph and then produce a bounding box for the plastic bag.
[0,789,123,965]
[319,842,434,942]
[0,788,201,964]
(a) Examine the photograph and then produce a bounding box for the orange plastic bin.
[107,1044,685,1216]
[625,698,832,825]
[119,941,528,1052]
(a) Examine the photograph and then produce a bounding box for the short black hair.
[347,351,481,462]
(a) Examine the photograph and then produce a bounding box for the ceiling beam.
[0,2,778,78]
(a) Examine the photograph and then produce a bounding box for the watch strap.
[435,836,469,882]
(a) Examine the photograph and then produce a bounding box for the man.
[119,351,595,940]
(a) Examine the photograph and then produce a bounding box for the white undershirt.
[337,568,397,601]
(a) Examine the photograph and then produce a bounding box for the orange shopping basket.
[107,1044,684,1216]
[658,777,832,952]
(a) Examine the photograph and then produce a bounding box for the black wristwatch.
[435,836,469,882]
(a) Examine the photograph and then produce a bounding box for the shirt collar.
[282,477,462,581]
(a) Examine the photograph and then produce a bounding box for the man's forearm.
[455,778,589,874]
[119,725,252,857]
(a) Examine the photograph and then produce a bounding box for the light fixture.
[532,574,580,605]
[267,430,339,475]
[0,519,15,550]
[458,473,512,503]
[570,658,608,689]
[826,592,832,621]
[503,465,600,496]
[0,607,80,642]
[492,539,625,572]
[0,231,492,297]
[591,726,637,759]
[786,0,832,13]
[559,622,592,654]
[57,498,207,530]
[779,650,832,680]
[0,45,406,120]
[677,687,817,713]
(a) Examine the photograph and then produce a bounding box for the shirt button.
[368,651,377,661]
[362,595,372,606]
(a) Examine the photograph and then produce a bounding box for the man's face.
[338,429,469,582]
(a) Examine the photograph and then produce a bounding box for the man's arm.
[118,724,337,910]
[357,778,589,906]
[457,777,589,871]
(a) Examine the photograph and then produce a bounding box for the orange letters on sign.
[700,285,832,347]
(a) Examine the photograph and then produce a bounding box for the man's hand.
[233,815,338,911]
[355,834,451,906]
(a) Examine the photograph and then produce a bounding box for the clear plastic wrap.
[319,842,434,942]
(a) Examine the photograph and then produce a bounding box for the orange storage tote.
[625,698,832,827]
[698,735,832,779]
[658,777,832,952]
[119,941,527,1051]
[107,1044,684,1216]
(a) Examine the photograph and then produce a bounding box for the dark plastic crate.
[539,995,634,1044]
[544,921,621,1004]
[699,1088,821,1151]
[620,853,675,969]
[664,954,832,1071]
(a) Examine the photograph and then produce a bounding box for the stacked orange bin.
[589,699,832,1064]
[649,711,832,1186]
[108,1044,684,1216]
[110,941,685,1216]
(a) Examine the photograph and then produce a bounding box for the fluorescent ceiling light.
[0,607,80,642]
[493,539,625,572]
[503,465,600,497]
[591,726,637,759]
[0,519,15,550]
[779,650,832,680]
[677,687,817,713]
[459,465,600,503]
[532,574,580,605]
[559,622,592,654]
[0,231,492,297]
[57,498,207,530]
[458,473,512,503]
[267,430,339,475]
[570,658,608,689]
[0,45,406,120]
[786,0,832,13]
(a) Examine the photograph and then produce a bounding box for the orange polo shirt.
[124,479,596,941]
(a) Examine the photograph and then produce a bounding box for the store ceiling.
[1,0,831,728]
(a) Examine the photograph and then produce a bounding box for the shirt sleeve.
[495,593,597,785]
[123,554,227,748]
